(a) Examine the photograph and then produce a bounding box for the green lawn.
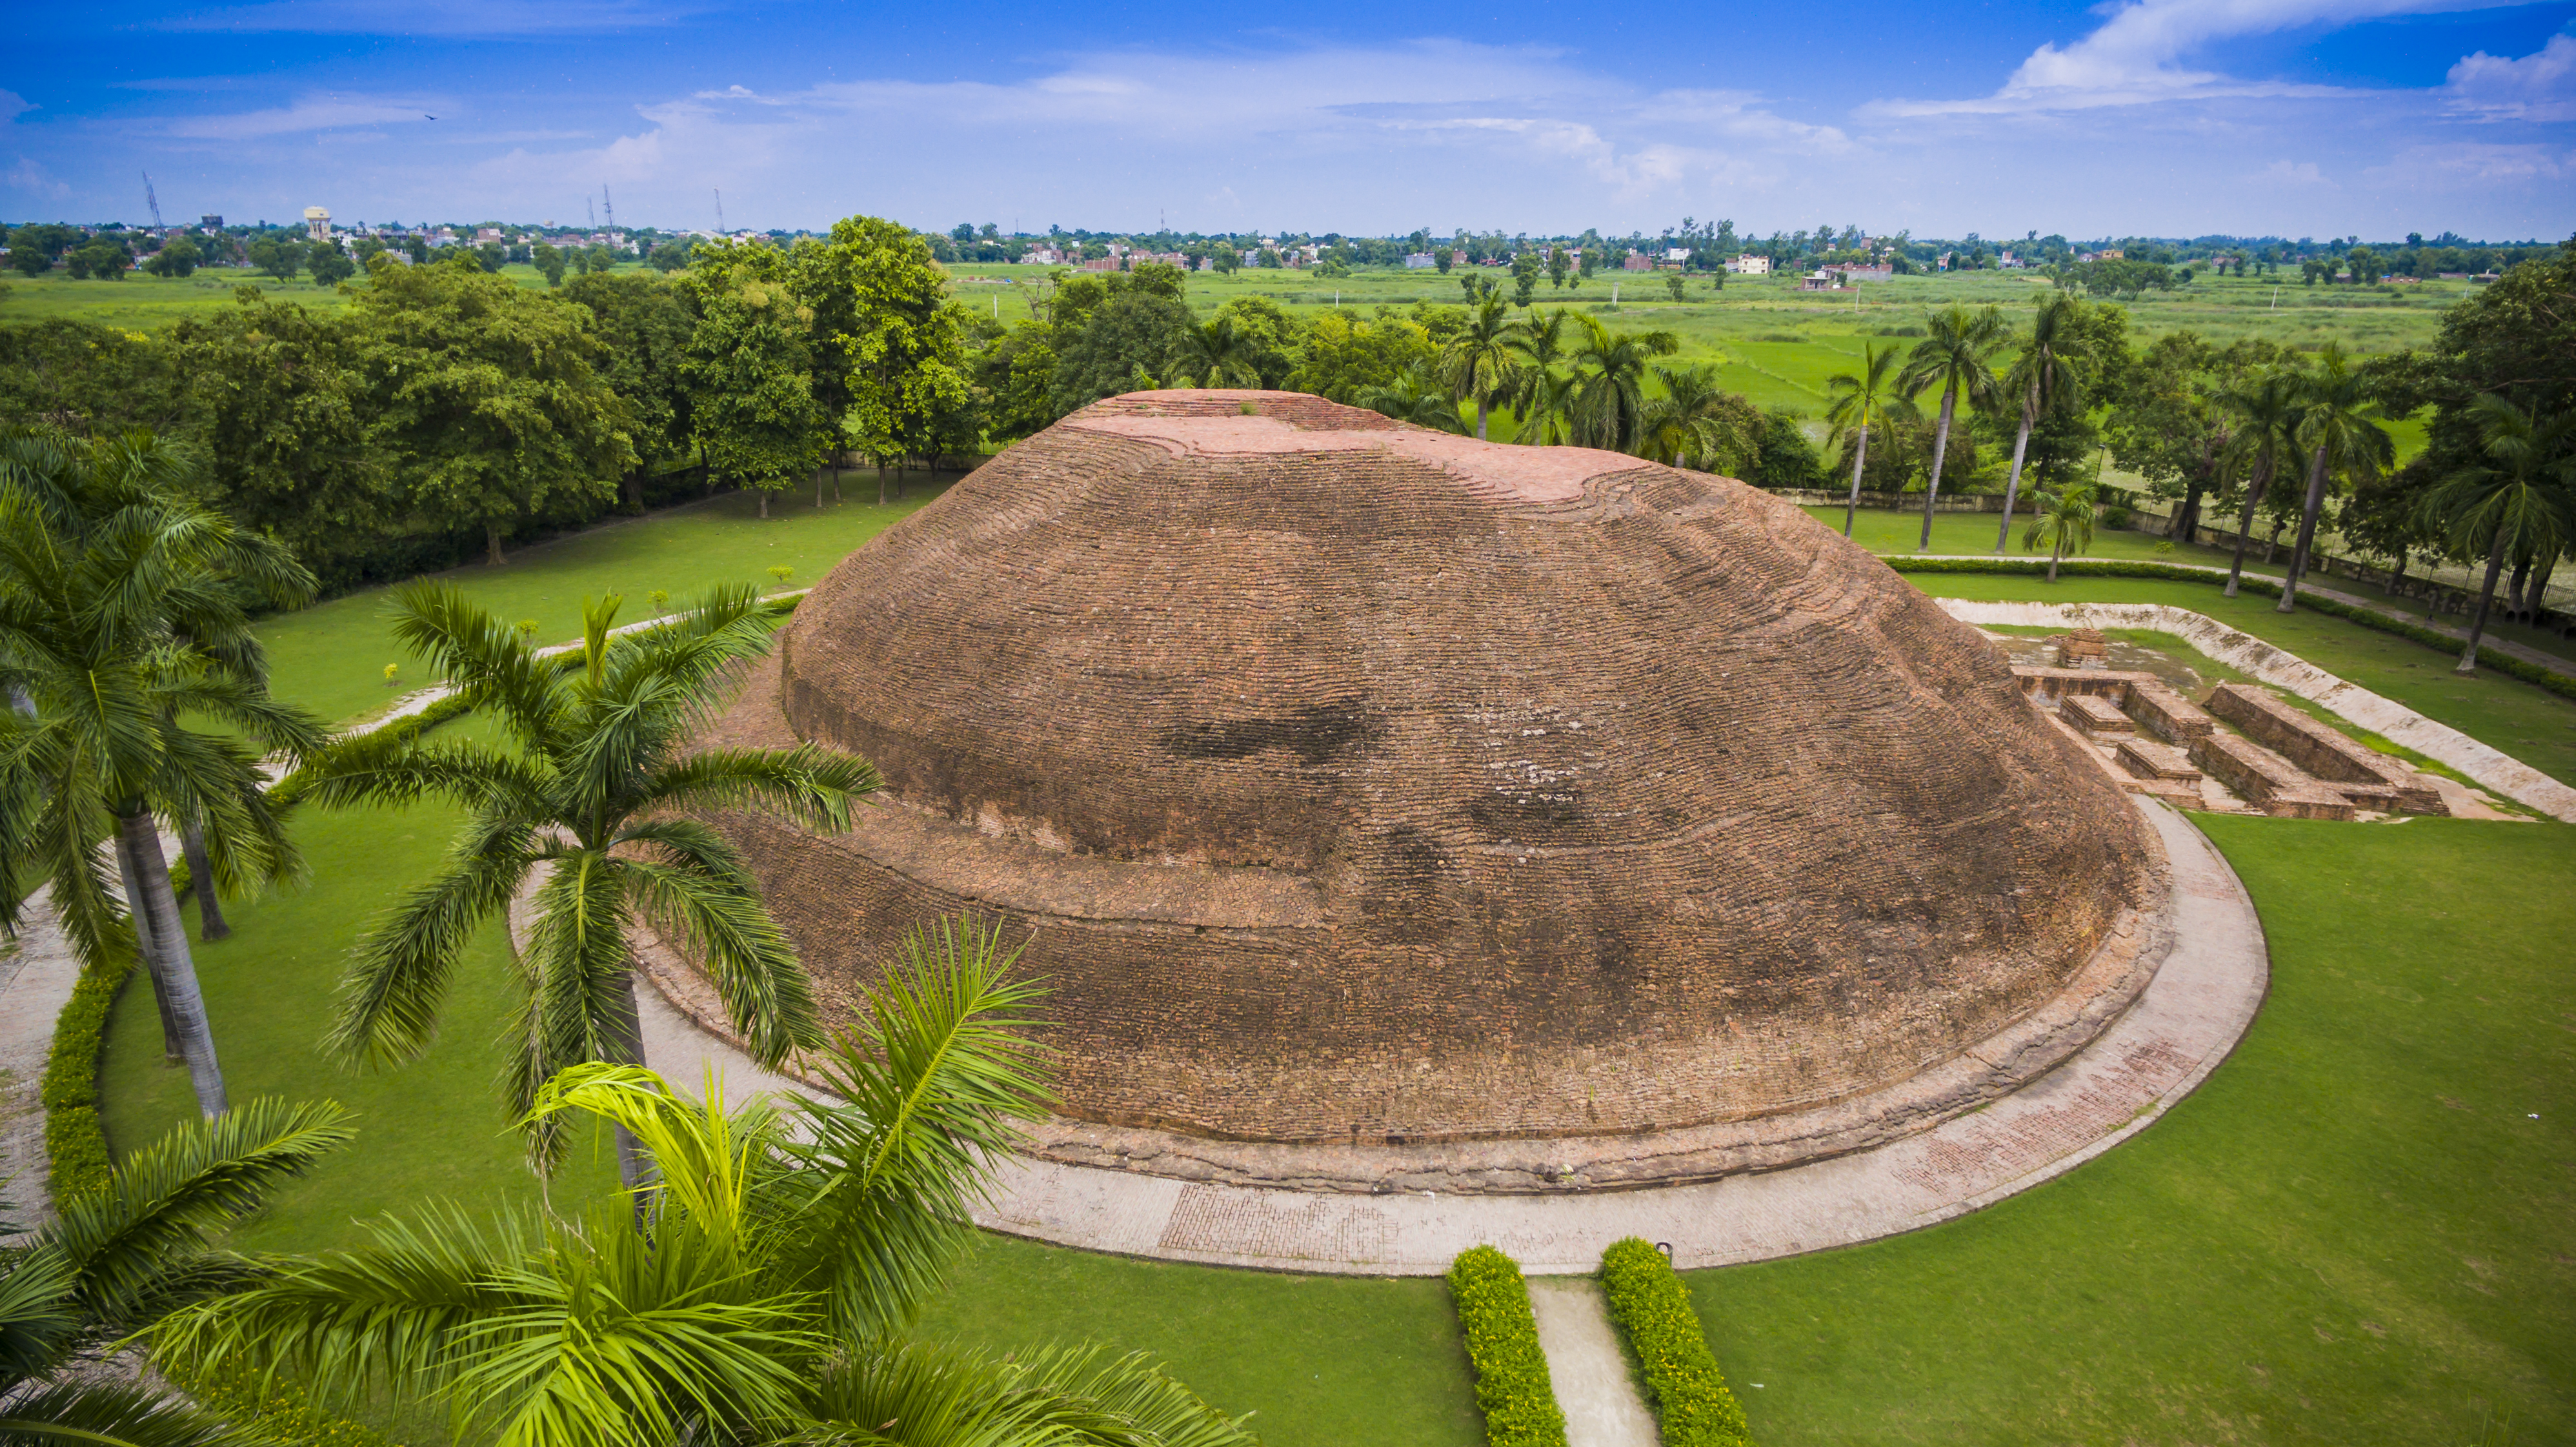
[0,261,641,331]
[1695,817,2575,1446]
[915,1234,1482,1447]
[267,480,952,728]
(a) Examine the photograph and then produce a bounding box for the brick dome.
[679,391,2164,1180]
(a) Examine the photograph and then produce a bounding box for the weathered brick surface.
[2066,694,2134,734]
[683,390,2158,1149]
[2202,683,2442,813]
[2188,731,2357,820]
[2116,738,2200,782]
[2126,683,2215,744]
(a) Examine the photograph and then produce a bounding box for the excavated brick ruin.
[673,390,2171,1191]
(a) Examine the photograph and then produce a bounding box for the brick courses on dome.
[671,390,2171,1191]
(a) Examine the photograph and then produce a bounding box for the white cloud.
[2249,159,2331,185]
[162,0,684,35]
[0,90,31,125]
[166,94,445,141]
[3,156,70,199]
[2445,30,2576,122]
[2367,139,2576,188]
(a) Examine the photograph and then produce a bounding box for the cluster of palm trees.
[1349,295,1760,471]
[2,427,1249,1444]
[2208,343,2397,614]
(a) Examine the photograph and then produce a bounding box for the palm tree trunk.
[603,967,658,1213]
[115,809,228,1117]
[116,835,186,1060]
[181,814,229,942]
[1476,396,1490,441]
[1996,383,2037,553]
[2459,530,2508,674]
[1919,385,1955,551]
[1842,424,1869,537]
[2049,536,2064,584]
[2506,555,2531,620]
[2277,443,2331,612]
[2223,463,2269,598]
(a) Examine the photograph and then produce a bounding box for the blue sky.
[6,0,2573,240]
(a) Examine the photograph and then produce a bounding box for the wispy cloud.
[160,0,687,35]
[4,156,71,199]
[163,93,444,140]
[2249,159,2330,186]
[2445,30,2576,123]
[0,90,32,125]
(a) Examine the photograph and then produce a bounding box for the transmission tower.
[143,172,166,233]
[714,188,725,233]
[587,196,596,229]
[601,185,616,233]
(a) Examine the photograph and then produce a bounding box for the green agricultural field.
[261,478,952,729]
[0,259,642,330]
[1696,817,2575,1446]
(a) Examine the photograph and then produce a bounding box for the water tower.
[303,207,331,242]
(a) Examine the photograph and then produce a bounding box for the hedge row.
[1447,1246,1568,1447]
[1881,555,2576,703]
[1599,1238,1751,1447]
[160,1339,408,1446]
[41,964,125,1202]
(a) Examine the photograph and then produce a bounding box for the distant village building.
[1664,247,1691,264]
[199,214,223,231]
[1403,252,1436,269]
[1797,269,1846,292]
[1622,252,1654,271]
[1829,263,1893,283]
[1727,254,1771,275]
[1997,251,2026,268]
[303,207,331,242]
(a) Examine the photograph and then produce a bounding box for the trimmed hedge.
[41,965,125,1202]
[1882,555,2576,702]
[1599,1238,1751,1447]
[161,1348,410,1446]
[1447,1245,1568,1447]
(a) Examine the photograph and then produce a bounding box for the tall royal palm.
[1635,364,1758,473]
[1824,342,1910,537]
[2213,371,2303,598]
[1898,303,2009,549]
[2420,392,2574,674]
[0,429,319,1119]
[1504,308,1578,440]
[1437,291,1521,441]
[1995,293,2086,553]
[1567,314,1681,453]
[300,583,880,1186]
[2277,343,2394,612]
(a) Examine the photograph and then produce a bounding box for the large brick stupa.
[672,390,2169,1190]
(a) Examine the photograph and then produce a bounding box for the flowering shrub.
[1447,1245,1567,1447]
[1599,1237,1751,1446]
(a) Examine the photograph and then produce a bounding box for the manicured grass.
[915,1233,1484,1447]
[265,480,952,727]
[96,719,623,1251]
[1691,817,2576,1445]
[0,261,641,330]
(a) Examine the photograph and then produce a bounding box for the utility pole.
[714,189,725,233]
[601,185,616,233]
[142,172,166,234]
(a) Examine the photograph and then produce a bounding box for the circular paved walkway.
[625,796,2267,1275]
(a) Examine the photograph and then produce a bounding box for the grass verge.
[1689,818,2576,1444]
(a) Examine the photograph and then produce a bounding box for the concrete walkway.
[1935,598,2576,822]
[0,896,80,1236]
[1526,1277,1658,1447]
[607,798,2266,1276]
[1909,554,2576,684]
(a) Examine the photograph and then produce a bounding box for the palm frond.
[328,836,534,1068]
[619,849,821,1066]
[0,1376,258,1447]
[629,746,881,836]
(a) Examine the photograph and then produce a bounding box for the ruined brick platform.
[676,390,2164,1186]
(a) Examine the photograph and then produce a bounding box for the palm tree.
[1567,314,1681,452]
[1635,364,1758,473]
[1897,304,2009,550]
[1824,342,1911,537]
[2022,481,2099,583]
[1995,293,2086,552]
[1437,291,1520,440]
[297,583,880,1188]
[1,1098,356,1447]
[1358,361,1471,434]
[153,927,1256,1447]
[0,429,321,1120]
[1169,315,1259,390]
[2276,343,2395,612]
[1513,368,1582,448]
[2212,370,2303,598]
[2419,392,2575,674]
[1504,307,1578,438]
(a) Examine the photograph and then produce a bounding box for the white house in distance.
[302,207,330,242]
[1726,254,1771,275]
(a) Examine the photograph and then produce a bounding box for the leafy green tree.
[800,217,971,501]
[1826,341,1913,535]
[473,241,507,273]
[1436,292,1519,440]
[1897,303,2009,549]
[1751,408,1826,489]
[348,253,632,564]
[143,238,201,279]
[1994,292,2086,552]
[1545,247,1570,290]
[532,241,567,287]
[564,270,698,510]
[1635,364,1761,474]
[1566,314,1680,453]
[2419,393,2573,672]
[1049,287,1189,413]
[6,223,81,277]
[66,241,132,281]
[0,319,196,440]
[2277,343,2393,612]
[156,971,1253,1447]
[1209,296,1302,387]
[1357,360,1469,433]
[0,1098,356,1446]
[2023,481,2098,582]
[2213,369,2304,596]
[1170,314,1261,389]
[1664,273,1687,303]
[297,585,879,1186]
[1288,311,1435,405]
[305,243,356,287]
[1511,251,1540,307]
[0,429,322,1117]
[679,245,826,519]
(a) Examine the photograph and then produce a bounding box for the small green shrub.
[1447,1245,1567,1447]
[42,965,125,1201]
[161,1355,409,1447]
[1754,331,1806,343]
[1599,1238,1751,1447]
